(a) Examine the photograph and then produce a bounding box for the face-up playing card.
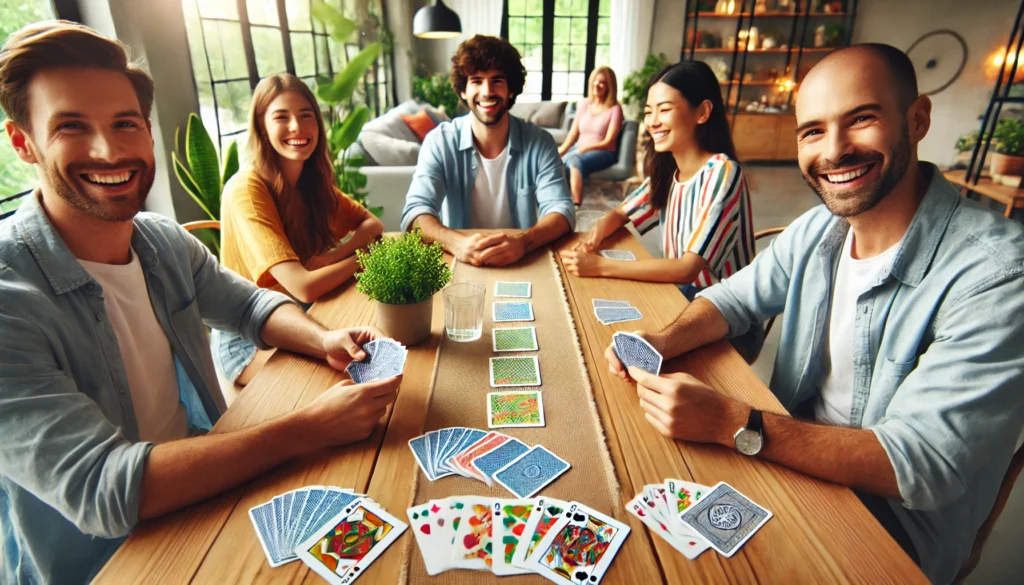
[595,306,643,325]
[489,356,541,387]
[493,445,570,498]
[510,497,568,569]
[492,326,539,352]
[495,281,532,298]
[296,497,408,584]
[526,501,630,585]
[641,484,693,543]
[679,482,773,558]
[448,497,494,571]
[592,299,631,309]
[664,478,710,539]
[493,301,535,322]
[491,499,535,576]
[470,437,530,485]
[487,390,545,428]
[406,500,453,576]
[345,338,407,383]
[625,495,709,560]
[612,332,663,375]
[599,250,637,261]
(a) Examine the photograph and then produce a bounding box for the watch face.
[735,429,763,456]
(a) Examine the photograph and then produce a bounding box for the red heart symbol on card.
[431,504,441,514]
[420,524,431,535]
[513,524,525,536]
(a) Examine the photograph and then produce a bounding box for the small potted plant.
[990,118,1024,177]
[355,229,452,345]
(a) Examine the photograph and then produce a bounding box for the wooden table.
[945,169,1024,217]
[94,230,928,585]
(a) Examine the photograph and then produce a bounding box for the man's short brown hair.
[449,35,526,106]
[0,20,154,128]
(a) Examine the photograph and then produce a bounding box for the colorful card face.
[493,301,535,322]
[511,497,568,569]
[487,390,545,428]
[489,356,542,387]
[664,478,710,539]
[492,326,539,352]
[492,499,535,576]
[679,481,773,558]
[625,495,709,560]
[295,497,407,585]
[494,446,570,499]
[470,438,530,485]
[495,281,532,298]
[526,501,630,585]
[406,501,452,576]
[599,250,636,261]
[448,497,494,571]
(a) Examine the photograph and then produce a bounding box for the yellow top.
[219,168,371,294]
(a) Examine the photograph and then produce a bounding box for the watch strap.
[746,409,763,434]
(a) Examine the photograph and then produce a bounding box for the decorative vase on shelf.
[715,0,728,13]
[814,25,826,48]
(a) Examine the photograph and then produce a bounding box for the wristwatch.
[733,409,764,456]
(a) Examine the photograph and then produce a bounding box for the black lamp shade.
[414,0,462,40]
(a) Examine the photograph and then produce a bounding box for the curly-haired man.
[401,35,574,266]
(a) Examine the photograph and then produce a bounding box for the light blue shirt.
[0,193,292,585]
[400,113,575,231]
[699,164,1024,585]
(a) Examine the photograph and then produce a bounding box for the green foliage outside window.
[412,73,460,116]
[355,229,452,305]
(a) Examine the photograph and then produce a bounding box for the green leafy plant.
[355,229,452,305]
[171,113,238,255]
[413,73,460,115]
[622,53,672,120]
[954,130,978,154]
[993,118,1024,155]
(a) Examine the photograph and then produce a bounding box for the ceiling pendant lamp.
[413,0,462,40]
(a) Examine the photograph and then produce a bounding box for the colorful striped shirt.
[621,153,755,288]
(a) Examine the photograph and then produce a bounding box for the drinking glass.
[443,282,485,342]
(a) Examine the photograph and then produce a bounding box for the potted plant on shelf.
[355,229,451,345]
[990,118,1024,177]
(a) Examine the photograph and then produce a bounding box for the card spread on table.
[525,501,630,585]
[493,301,535,322]
[492,326,539,352]
[679,481,772,557]
[613,332,663,375]
[487,390,545,428]
[599,249,637,261]
[489,356,542,387]
[345,338,407,383]
[510,497,568,569]
[249,487,363,567]
[471,438,530,484]
[495,281,532,298]
[295,496,407,584]
[493,445,570,498]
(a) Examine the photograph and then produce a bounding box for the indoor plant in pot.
[355,229,451,345]
[990,118,1024,178]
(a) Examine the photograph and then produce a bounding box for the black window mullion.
[541,0,554,100]
[584,0,599,95]
[276,0,296,75]
[380,0,397,109]
[194,1,224,148]
[52,0,82,22]
[236,0,260,90]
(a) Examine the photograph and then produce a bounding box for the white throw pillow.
[359,131,421,166]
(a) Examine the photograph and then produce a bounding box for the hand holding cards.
[345,338,406,383]
[612,332,663,375]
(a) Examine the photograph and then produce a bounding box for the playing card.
[595,306,643,325]
[437,429,487,475]
[345,338,407,383]
[408,435,435,479]
[492,326,539,352]
[641,484,694,543]
[250,500,285,566]
[301,490,362,547]
[612,332,662,375]
[494,445,570,498]
[493,301,535,322]
[491,499,534,576]
[489,356,541,387]
[626,495,709,560]
[296,497,407,584]
[451,432,511,481]
[680,482,773,557]
[487,391,545,428]
[510,497,568,569]
[407,500,453,576]
[599,250,637,261]
[470,437,530,485]
[592,299,631,309]
[495,281,532,298]
[448,497,495,571]
[273,491,293,561]
[429,428,459,478]
[526,501,630,585]
[664,478,710,539]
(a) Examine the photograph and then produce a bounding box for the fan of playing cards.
[612,331,663,375]
[408,496,630,584]
[345,338,407,383]
[626,479,773,560]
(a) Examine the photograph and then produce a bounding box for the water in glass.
[443,282,485,342]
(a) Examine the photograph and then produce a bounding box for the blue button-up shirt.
[400,114,575,232]
[699,164,1024,585]
[0,193,292,585]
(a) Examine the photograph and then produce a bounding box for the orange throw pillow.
[401,109,437,142]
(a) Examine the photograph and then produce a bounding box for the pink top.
[576,100,623,152]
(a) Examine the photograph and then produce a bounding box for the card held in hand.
[679,481,772,558]
[345,338,407,383]
[612,332,663,375]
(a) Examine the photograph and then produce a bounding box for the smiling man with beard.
[401,35,574,266]
[0,22,404,585]
[601,44,1024,585]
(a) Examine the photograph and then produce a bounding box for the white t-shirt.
[815,231,899,427]
[79,250,188,444]
[469,143,514,229]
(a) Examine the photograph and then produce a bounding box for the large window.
[503,0,610,102]
[181,0,393,154]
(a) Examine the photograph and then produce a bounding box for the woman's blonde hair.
[247,73,338,262]
[588,66,618,107]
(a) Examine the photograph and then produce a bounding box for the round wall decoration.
[907,30,968,96]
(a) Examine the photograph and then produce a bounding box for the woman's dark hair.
[642,61,737,211]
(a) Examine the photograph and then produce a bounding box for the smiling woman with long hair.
[557,66,624,205]
[214,73,383,389]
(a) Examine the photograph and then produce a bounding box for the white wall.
[649,0,685,63]
[853,0,1018,166]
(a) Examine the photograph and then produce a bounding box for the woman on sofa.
[214,73,383,391]
[558,66,624,206]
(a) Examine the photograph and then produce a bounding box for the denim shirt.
[400,113,576,231]
[0,193,292,585]
[699,164,1024,585]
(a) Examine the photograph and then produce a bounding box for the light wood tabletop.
[94,229,928,585]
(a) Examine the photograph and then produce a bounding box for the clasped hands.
[558,226,605,277]
[454,232,528,267]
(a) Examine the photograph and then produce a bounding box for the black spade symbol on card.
[573,513,586,522]
[575,571,589,581]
